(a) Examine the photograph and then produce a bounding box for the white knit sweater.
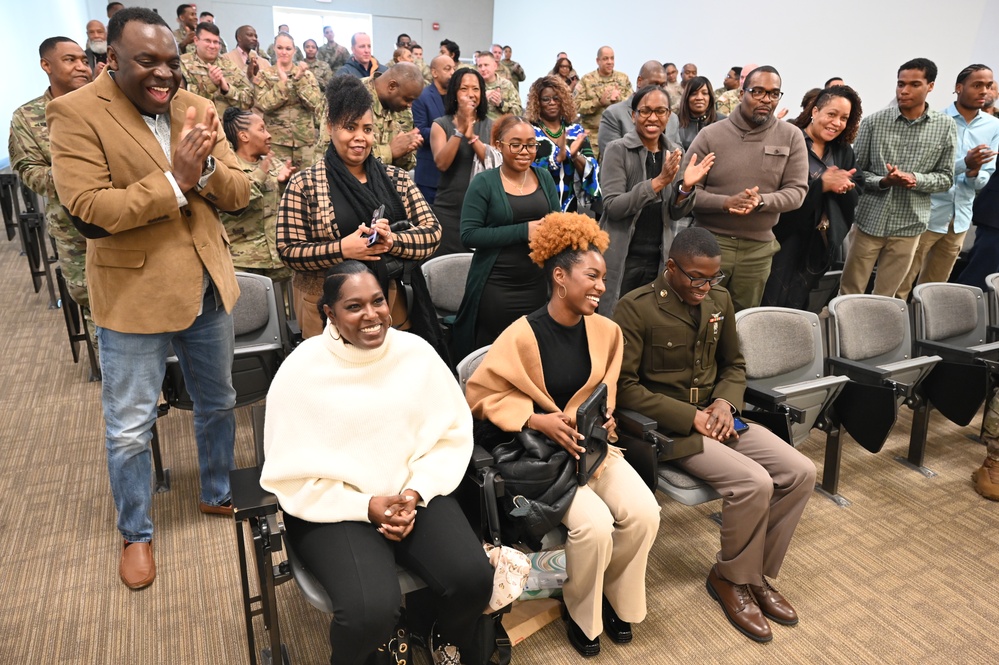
[260,325,473,523]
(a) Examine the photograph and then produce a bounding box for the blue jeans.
[97,285,236,543]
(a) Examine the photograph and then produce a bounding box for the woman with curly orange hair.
[526,76,599,212]
[466,212,661,658]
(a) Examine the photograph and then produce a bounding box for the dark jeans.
[284,495,493,665]
[957,225,999,291]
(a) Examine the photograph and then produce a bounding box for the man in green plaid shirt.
[840,58,957,297]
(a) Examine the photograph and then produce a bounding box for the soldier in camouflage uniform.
[318,26,350,72]
[9,38,96,346]
[302,39,334,92]
[492,45,525,93]
[975,393,999,500]
[180,23,254,116]
[362,64,425,171]
[173,4,197,55]
[255,39,324,169]
[197,12,227,54]
[717,63,757,116]
[267,26,304,65]
[574,46,633,157]
[410,44,433,86]
[475,52,523,120]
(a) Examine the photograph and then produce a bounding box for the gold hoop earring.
[387,314,394,327]
[557,284,567,299]
[328,324,341,341]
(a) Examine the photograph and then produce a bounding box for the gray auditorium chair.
[825,294,941,470]
[911,282,999,432]
[983,272,999,341]
[151,272,284,491]
[421,252,473,325]
[736,307,850,499]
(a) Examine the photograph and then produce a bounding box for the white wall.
[3,0,93,167]
[494,1,999,121]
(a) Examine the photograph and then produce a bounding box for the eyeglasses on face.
[674,261,725,288]
[636,107,670,119]
[498,141,540,153]
[744,87,784,101]
[539,96,559,104]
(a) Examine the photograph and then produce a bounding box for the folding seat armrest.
[826,356,892,383]
[616,408,657,437]
[230,466,279,521]
[744,384,788,409]
[988,324,999,344]
[915,339,981,363]
[469,443,495,470]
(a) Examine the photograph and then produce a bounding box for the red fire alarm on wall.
[432,22,440,31]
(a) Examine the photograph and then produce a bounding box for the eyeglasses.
[673,261,725,288]
[539,96,558,104]
[498,141,540,153]
[636,107,670,119]
[744,87,784,101]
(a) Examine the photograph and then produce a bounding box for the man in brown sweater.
[679,66,808,311]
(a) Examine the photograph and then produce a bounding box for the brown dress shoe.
[973,457,999,501]
[750,578,798,626]
[199,500,234,516]
[120,541,155,589]
[706,566,772,642]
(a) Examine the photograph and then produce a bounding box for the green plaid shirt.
[853,104,956,237]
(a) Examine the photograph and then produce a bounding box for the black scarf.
[323,142,451,366]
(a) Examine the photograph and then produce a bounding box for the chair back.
[911,282,987,348]
[421,253,473,318]
[986,273,999,330]
[826,295,913,365]
[457,345,491,395]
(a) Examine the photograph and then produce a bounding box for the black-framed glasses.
[674,261,725,288]
[498,140,540,153]
[636,107,670,119]
[744,87,784,101]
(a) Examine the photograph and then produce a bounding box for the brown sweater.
[465,313,623,437]
[679,109,808,242]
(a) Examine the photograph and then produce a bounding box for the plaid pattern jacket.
[276,163,441,298]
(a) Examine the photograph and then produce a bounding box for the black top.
[491,187,551,278]
[527,306,591,411]
[628,150,663,258]
[328,177,371,236]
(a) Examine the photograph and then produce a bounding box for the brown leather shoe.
[706,566,772,642]
[120,541,155,589]
[750,578,798,626]
[199,499,234,516]
[973,457,999,501]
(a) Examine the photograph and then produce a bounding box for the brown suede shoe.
[199,500,234,516]
[706,565,772,642]
[750,578,798,626]
[973,457,999,501]
[120,541,155,589]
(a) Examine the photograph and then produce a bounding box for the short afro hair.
[529,212,610,288]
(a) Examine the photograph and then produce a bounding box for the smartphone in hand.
[366,204,385,247]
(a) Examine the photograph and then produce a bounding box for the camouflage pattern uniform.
[8,89,95,345]
[500,59,526,92]
[415,58,433,86]
[267,43,304,65]
[318,41,349,72]
[362,77,418,171]
[180,52,254,116]
[716,87,740,116]
[714,86,729,101]
[173,27,196,55]
[304,58,334,92]
[484,75,523,120]
[664,81,683,112]
[254,66,324,168]
[220,155,293,282]
[574,69,633,156]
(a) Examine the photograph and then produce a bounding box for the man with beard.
[9,37,95,347]
[85,19,108,75]
[363,63,425,171]
[412,54,456,202]
[679,66,808,311]
[46,7,249,589]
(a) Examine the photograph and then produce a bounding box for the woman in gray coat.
[597,86,715,315]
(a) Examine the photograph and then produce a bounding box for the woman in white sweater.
[260,260,492,665]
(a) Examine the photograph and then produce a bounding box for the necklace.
[541,121,565,139]
[501,168,528,194]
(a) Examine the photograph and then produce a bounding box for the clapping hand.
[724,186,761,215]
[964,144,997,177]
[207,65,229,93]
[174,105,218,192]
[821,166,857,194]
[883,163,917,188]
[682,152,716,190]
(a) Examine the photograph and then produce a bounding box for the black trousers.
[284,495,494,665]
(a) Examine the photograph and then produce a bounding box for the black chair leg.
[897,396,937,477]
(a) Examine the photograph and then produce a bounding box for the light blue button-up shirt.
[928,103,999,233]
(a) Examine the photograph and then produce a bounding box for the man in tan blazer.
[47,7,250,590]
[613,228,815,644]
